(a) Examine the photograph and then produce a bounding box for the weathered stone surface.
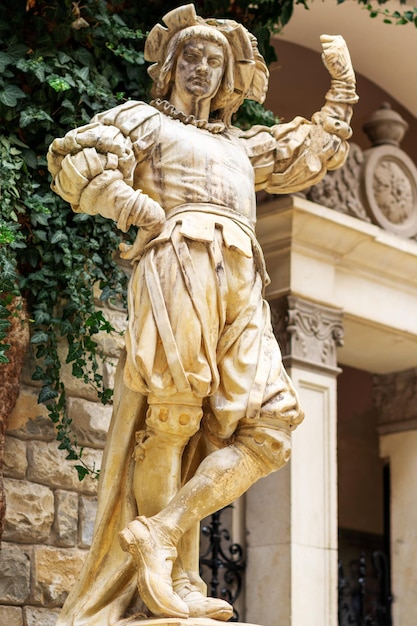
[95,308,127,357]
[58,344,101,402]
[67,397,112,449]
[79,495,98,548]
[374,367,417,433]
[3,478,54,543]
[3,436,27,478]
[0,298,29,539]
[0,543,30,603]
[102,359,118,392]
[21,343,42,387]
[7,386,55,441]
[0,605,23,626]
[54,490,78,547]
[32,546,87,606]
[24,605,61,626]
[27,440,101,495]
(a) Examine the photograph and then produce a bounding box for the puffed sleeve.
[240,82,357,194]
[47,102,165,239]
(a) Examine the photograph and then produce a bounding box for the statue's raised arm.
[48,5,357,626]
[320,33,356,85]
[241,33,358,194]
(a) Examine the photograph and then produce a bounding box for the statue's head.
[145,3,269,125]
[153,24,234,114]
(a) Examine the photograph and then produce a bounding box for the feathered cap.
[145,3,269,106]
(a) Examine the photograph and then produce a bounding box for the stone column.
[374,368,417,626]
[245,295,343,626]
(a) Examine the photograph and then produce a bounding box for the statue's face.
[174,37,225,104]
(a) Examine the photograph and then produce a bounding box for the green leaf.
[6,43,28,61]
[20,107,53,128]
[63,448,79,460]
[78,66,89,82]
[30,330,49,344]
[50,231,68,244]
[38,385,59,404]
[47,77,71,92]
[0,52,12,72]
[0,84,26,107]
[32,229,48,242]
[75,465,89,481]
[57,51,72,65]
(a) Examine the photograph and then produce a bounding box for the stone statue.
[47,4,358,625]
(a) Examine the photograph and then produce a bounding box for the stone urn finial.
[363,102,409,147]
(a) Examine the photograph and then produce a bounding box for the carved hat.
[145,3,269,106]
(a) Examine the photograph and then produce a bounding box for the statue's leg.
[171,422,234,619]
[132,402,201,517]
[129,401,202,618]
[130,400,234,619]
[120,421,292,617]
[152,421,291,533]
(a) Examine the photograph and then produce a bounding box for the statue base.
[115,616,259,626]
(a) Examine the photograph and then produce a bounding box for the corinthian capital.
[270,295,344,373]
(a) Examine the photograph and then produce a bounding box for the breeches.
[124,226,304,467]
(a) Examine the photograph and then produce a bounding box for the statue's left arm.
[242,35,358,194]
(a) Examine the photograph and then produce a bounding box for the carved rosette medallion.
[361,145,417,237]
[373,368,417,433]
[270,295,344,373]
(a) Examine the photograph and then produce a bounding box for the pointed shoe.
[175,585,233,621]
[119,517,189,619]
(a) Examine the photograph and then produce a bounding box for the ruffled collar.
[150,99,226,134]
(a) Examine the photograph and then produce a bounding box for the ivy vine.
[0,0,148,479]
[358,0,417,25]
[1,0,416,480]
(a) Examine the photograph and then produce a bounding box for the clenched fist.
[320,34,355,84]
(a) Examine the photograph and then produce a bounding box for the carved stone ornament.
[307,143,369,222]
[270,295,344,372]
[362,102,409,148]
[361,103,417,237]
[373,368,417,433]
[308,103,417,239]
[361,145,417,237]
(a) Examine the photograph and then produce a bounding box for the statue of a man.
[48,4,358,624]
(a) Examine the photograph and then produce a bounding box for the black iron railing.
[200,510,392,625]
[199,507,246,622]
[338,551,392,626]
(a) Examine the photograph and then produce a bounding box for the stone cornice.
[257,194,417,374]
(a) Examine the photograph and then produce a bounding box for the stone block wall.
[1,302,126,626]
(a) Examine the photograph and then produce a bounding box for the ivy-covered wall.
[0,295,126,626]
